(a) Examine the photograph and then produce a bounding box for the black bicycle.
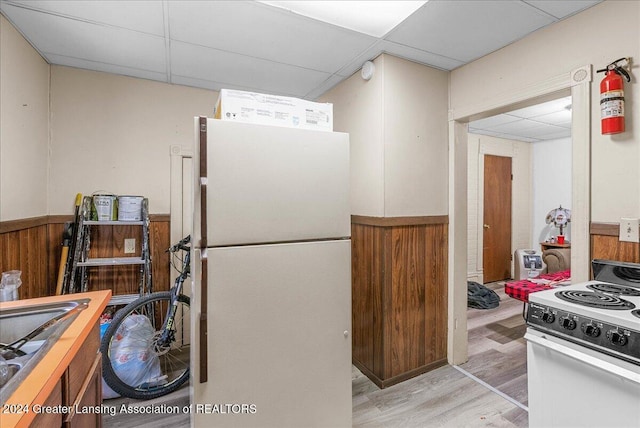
[100,235,191,399]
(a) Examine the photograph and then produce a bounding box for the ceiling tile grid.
[386,0,556,63]
[0,0,600,139]
[5,0,165,35]
[469,96,572,142]
[168,1,377,75]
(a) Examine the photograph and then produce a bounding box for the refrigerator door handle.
[198,116,209,383]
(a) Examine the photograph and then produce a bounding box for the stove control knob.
[541,311,555,324]
[607,330,628,346]
[560,316,576,330]
[581,323,601,338]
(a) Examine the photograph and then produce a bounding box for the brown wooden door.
[483,155,512,283]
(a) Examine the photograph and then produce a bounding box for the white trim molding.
[448,65,592,365]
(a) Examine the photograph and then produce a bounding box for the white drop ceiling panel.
[303,74,349,100]
[524,0,602,19]
[386,0,555,62]
[0,0,601,140]
[530,110,572,127]
[468,114,522,130]
[46,54,168,83]
[469,96,572,142]
[2,3,166,72]
[171,41,331,97]
[168,0,376,74]
[378,40,465,71]
[508,97,572,118]
[520,123,568,138]
[488,118,551,135]
[6,0,165,35]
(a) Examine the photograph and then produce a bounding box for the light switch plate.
[619,218,639,242]
[124,238,136,254]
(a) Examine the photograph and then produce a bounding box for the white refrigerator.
[190,118,352,428]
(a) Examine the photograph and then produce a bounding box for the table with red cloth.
[505,269,571,303]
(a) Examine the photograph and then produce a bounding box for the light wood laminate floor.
[353,281,528,427]
[104,281,528,427]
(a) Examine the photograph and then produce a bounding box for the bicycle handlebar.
[168,235,191,253]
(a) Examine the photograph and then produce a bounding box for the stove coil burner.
[633,309,640,319]
[613,266,640,283]
[555,290,636,310]
[586,283,640,296]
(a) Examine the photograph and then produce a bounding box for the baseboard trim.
[353,358,448,389]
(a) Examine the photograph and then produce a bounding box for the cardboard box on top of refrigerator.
[214,89,333,131]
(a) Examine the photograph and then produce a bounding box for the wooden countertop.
[0,290,111,428]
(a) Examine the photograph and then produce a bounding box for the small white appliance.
[514,249,545,280]
[525,259,640,428]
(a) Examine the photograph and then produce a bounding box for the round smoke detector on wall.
[361,61,375,81]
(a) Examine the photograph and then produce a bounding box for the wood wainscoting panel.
[48,223,65,296]
[390,225,426,378]
[424,223,448,366]
[1,216,171,300]
[351,216,448,388]
[0,225,49,300]
[591,234,640,263]
[86,224,144,295]
[351,223,382,374]
[149,219,171,294]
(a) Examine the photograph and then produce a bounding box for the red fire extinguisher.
[597,58,631,135]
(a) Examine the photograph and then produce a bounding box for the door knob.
[483,224,490,229]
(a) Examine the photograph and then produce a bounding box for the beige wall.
[383,55,449,216]
[451,0,640,223]
[319,56,385,216]
[49,66,216,214]
[321,54,448,217]
[0,15,50,221]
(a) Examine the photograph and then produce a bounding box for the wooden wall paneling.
[1,231,21,292]
[380,227,392,381]
[390,225,426,378]
[16,226,42,300]
[84,222,172,296]
[591,235,640,263]
[425,224,448,363]
[0,231,20,272]
[87,225,140,295]
[150,219,170,294]
[47,223,65,296]
[351,224,374,370]
[0,226,49,300]
[351,223,388,381]
[350,216,448,388]
[25,226,48,299]
[0,216,171,300]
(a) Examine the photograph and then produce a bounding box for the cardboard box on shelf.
[214,89,333,131]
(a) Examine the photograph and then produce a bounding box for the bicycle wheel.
[100,292,190,400]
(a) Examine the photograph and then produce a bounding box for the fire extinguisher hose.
[597,57,632,82]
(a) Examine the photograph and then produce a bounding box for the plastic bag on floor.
[99,320,120,399]
[109,314,166,391]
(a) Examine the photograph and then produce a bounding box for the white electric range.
[525,259,640,428]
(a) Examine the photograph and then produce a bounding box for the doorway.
[483,154,512,283]
[169,144,194,292]
[448,65,592,366]
[460,96,572,413]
